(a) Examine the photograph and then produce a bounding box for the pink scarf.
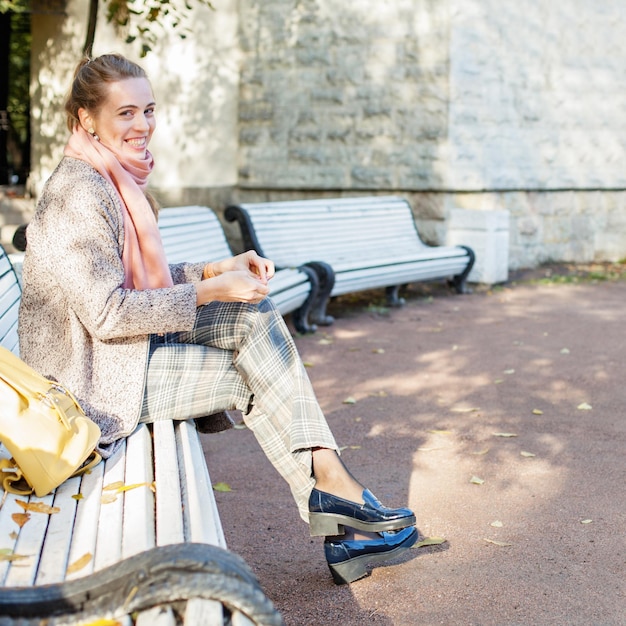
[64,126,173,290]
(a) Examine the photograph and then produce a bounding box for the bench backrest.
[158,205,232,263]
[0,245,21,355]
[227,195,432,267]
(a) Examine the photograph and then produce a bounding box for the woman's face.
[80,77,156,158]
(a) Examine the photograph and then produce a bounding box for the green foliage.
[105,0,215,57]
[0,0,28,13]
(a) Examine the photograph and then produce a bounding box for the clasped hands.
[195,250,275,306]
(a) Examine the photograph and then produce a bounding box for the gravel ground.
[201,268,626,626]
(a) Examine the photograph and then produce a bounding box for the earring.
[87,127,99,141]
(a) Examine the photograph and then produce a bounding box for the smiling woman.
[18,53,417,587]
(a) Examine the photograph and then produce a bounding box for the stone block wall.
[233,0,626,268]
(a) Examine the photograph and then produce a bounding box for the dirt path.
[201,275,626,625]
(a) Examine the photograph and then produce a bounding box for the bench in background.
[225,196,475,326]
[0,245,283,624]
[12,206,320,334]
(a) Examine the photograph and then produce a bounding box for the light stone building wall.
[235,0,626,269]
[25,0,626,270]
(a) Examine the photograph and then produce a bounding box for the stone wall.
[234,0,626,268]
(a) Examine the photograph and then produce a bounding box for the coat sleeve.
[27,164,199,340]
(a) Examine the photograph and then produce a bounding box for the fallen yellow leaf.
[577,402,592,410]
[503,369,515,375]
[343,397,357,405]
[212,482,232,492]
[414,537,447,548]
[16,501,59,515]
[470,476,485,485]
[494,379,504,384]
[493,432,518,438]
[302,361,314,368]
[115,482,151,493]
[580,519,593,524]
[490,520,503,528]
[103,481,124,491]
[80,620,123,626]
[318,338,333,345]
[428,429,453,434]
[520,450,536,458]
[483,538,512,547]
[11,513,30,528]
[71,493,84,501]
[450,407,480,413]
[372,348,385,354]
[472,448,490,456]
[67,552,92,575]
[0,549,28,562]
[532,409,543,415]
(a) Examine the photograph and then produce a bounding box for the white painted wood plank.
[152,420,185,546]
[176,421,226,547]
[66,458,105,580]
[184,598,225,625]
[36,475,81,584]
[94,440,126,571]
[0,491,24,585]
[136,604,177,626]
[122,425,155,559]
[232,610,256,626]
[5,492,55,587]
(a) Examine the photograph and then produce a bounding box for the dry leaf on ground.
[577,402,592,410]
[470,476,485,485]
[343,397,357,404]
[520,450,536,457]
[484,538,512,547]
[414,537,447,548]
[493,432,518,438]
[213,482,232,492]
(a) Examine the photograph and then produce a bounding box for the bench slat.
[65,459,105,580]
[0,491,23,585]
[122,425,156,560]
[94,441,127,571]
[36,475,81,585]
[176,421,226,547]
[153,420,185,546]
[4,492,55,587]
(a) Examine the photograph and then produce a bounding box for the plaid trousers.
[140,298,338,521]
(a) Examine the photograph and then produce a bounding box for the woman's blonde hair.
[64,54,148,132]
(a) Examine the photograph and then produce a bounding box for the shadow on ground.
[202,264,626,626]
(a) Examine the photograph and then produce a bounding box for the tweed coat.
[18,157,205,456]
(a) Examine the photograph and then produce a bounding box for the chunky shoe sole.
[327,527,418,585]
[309,510,416,537]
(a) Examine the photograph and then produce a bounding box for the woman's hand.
[195,251,275,306]
[212,251,275,284]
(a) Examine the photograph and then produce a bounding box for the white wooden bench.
[225,196,475,326]
[0,245,283,624]
[157,206,319,333]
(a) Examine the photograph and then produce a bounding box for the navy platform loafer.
[324,526,418,584]
[309,488,416,536]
